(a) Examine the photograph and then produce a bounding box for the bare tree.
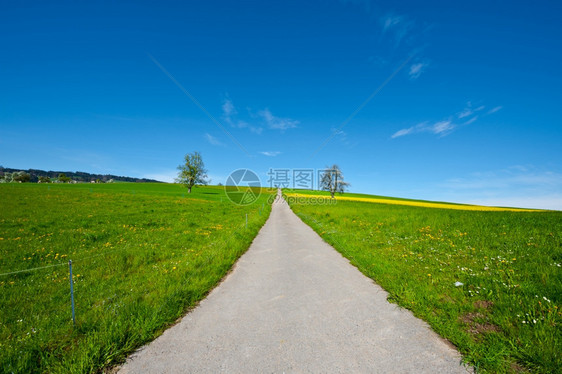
[176,151,209,193]
[320,164,349,198]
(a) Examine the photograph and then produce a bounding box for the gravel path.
[119,192,471,373]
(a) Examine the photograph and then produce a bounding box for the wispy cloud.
[393,101,500,139]
[391,120,455,138]
[222,97,298,133]
[235,120,263,134]
[204,133,224,146]
[458,101,485,119]
[222,98,236,118]
[260,151,281,157]
[380,13,413,46]
[458,108,472,119]
[487,106,503,114]
[409,61,429,79]
[382,15,403,32]
[432,120,455,134]
[329,127,357,147]
[222,98,263,134]
[391,127,414,138]
[258,108,299,131]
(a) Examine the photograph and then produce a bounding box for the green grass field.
[287,191,561,373]
[0,183,273,373]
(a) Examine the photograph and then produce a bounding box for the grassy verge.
[286,191,561,373]
[0,183,274,373]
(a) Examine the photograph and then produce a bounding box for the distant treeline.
[0,166,162,183]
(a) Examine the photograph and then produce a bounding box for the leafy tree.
[38,176,51,183]
[13,171,31,183]
[320,164,350,198]
[0,172,10,183]
[58,173,71,183]
[175,151,209,193]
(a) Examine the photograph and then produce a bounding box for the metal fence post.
[69,260,76,326]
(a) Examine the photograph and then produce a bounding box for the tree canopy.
[176,151,209,193]
[320,164,350,198]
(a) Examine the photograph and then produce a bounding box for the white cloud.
[458,109,472,119]
[204,133,224,146]
[260,151,281,157]
[458,102,485,119]
[329,127,356,147]
[393,101,496,139]
[222,97,299,133]
[382,15,403,32]
[409,62,428,79]
[391,127,414,138]
[391,120,455,138]
[222,97,263,134]
[487,106,503,114]
[222,99,236,118]
[234,120,263,134]
[258,108,299,130]
[380,13,413,46]
[431,120,454,134]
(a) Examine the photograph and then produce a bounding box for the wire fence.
[0,207,269,340]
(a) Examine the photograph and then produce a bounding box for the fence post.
[69,260,76,326]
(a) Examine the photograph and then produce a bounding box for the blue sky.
[1,1,561,209]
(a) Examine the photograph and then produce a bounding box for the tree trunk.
[188,186,192,193]
[330,190,335,198]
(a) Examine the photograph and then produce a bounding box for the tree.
[320,164,350,198]
[0,172,12,183]
[13,171,31,183]
[176,151,209,193]
[58,173,71,183]
[38,176,51,183]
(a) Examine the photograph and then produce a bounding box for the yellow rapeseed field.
[285,193,542,212]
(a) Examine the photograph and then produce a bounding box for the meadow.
[286,190,561,374]
[0,183,273,373]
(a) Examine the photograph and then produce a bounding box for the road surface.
[119,191,471,373]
